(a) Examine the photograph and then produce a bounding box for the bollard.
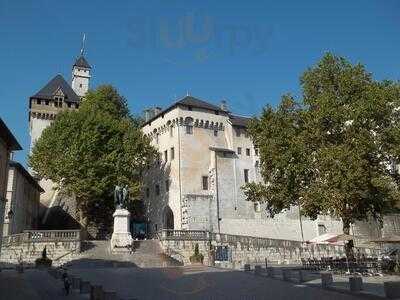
[103,291,117,300]
[254,265,262,276]
[16,263,24,273]
[91,285,104,300]
[282,269,291,281]
[266,267,275,278]
[244,264,251,272]
[297,270,307,283]
[80,281,91,294]
[349,276,363,292]
[384,281,400,299]
[321,272,333,288]
[71,277,81,289]
[48,268,56,278]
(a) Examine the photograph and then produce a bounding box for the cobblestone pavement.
[68,265,369,300]
[0,269,86,300]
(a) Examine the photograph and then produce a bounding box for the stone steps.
[64,239,182,269]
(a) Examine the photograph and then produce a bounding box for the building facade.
[0,118,22,248]
[28,54,91,228]
[3,161,44,236]
[141,96,343,241]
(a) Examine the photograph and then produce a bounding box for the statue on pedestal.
[111,184,132,252]
[114,184,129,209]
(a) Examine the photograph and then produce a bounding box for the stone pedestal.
[110,209,133,252]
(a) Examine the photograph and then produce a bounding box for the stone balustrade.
[0,229,81,265]
[159,229,379,267]
[2,230,81,246]
[161,229,209,241]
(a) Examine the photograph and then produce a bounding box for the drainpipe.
[215,151,221,234]
[298,203,304,242]
[177,123,183,230]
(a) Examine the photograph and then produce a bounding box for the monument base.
[111,208,133,252]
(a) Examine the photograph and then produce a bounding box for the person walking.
[62,270,71,295]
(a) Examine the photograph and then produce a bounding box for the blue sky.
[1,0,399,166]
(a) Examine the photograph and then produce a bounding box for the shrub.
[189,243,204,264]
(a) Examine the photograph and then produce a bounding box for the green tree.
[29,85,156,231]
[244,54,400,255]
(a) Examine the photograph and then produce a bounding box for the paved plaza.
[0,269,85,300]
[1,264,393,300]
[68,265,370,300]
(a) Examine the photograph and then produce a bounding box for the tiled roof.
[229,114,252,127]
[73,56,91,69]
[142,96,228,126]
[30,74,80,103]
[176,96,225,112]
[0,118,22,151]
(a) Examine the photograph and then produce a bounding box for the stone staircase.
[130,239,183,268]
[63,239,182,269]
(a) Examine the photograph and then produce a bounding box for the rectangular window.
[164,150,168,162]
[236,129,241,137]
[37,99,41,105]
[244,169,249,183]
[156,184,160,196]
[165,180,169,192]
[186,125,193,134]
[237,147,242,155]
[170,147,175,160]
[169,126,173,137]
[244,131,249,138]
[202,176,209,190]
[255,148,259,156]
[246,148,250,156]
[146,188,150,198]
[318,224,327,235]
[214,130,218,137]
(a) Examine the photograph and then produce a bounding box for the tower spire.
[80,33,86,56]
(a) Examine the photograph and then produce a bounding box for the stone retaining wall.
[0,230,81,266]
[159,230,380,268]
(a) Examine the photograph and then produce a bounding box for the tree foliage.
[243,54,400,245]
[29,85,156,227]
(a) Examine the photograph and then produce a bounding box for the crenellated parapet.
[145,116,225,140]
[30,111,57,121]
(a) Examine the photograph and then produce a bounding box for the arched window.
[185,117,194,135]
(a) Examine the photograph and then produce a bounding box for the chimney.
[220,100,228,111]
[153,107,162,116]
[143,107,163,122]
[143,109,152,122]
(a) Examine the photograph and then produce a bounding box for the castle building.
[0,118,22,249]
[3,161,44,236]
[141,96,343,241]
[28,54,91,227]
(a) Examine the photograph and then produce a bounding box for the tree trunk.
[78,203,89,240]
[343,219,354,259]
